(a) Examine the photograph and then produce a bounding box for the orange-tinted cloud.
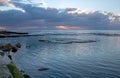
[55,26,86,30]
[0,0,15,7]
[9,26,48,30]
[0,26,6,30]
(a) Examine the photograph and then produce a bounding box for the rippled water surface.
[1,30,120,78]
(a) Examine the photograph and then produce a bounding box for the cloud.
[0,26,6,30]
[0,0,14,7]
[0,2,120,30]
[9,26,47,30]
[41,0,47,8]
[55,26,86,30]
[0,0,25,12]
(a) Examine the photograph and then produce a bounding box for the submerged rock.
[23,74,31,78]
[38,68,49,71]
[39,39,97,44]
[87,33,120,36]
[20,70,25,73]
[26,45,31,48]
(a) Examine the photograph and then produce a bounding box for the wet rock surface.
[0,63,13,78]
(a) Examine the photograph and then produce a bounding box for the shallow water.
[0,30,120,78]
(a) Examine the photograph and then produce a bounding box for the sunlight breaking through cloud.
[0,0,120,30]
[0,26,6,30]
[55,26,86,30]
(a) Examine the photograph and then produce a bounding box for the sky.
[0,0,120,30]
[44,0,120,13]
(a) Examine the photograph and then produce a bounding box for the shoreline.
[0,31,43,38]
[1,30,120,39]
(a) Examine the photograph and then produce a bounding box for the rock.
[8,55,12,60]
[0,52,4,56]
[38,68,49,71]
[11,47,18,53]
[0,64,13,78]
[23,74,31,78]
[0,31,28,35]
[26,45,31,48]
[39,39,97,44]
[20,70,25,73]
[0,31,28,38]
[7,63,24,78]
[15,43,21,48]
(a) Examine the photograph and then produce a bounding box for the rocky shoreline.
[0,31,28,38]
[1,31,120,39]
[0,43,29,78]
[0,63,13,78]
[0,31,43,38]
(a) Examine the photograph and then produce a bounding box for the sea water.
[0,30,120,78]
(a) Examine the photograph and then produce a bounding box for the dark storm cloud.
[0,2,120,30]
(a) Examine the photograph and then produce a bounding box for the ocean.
[0,30,120,78]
